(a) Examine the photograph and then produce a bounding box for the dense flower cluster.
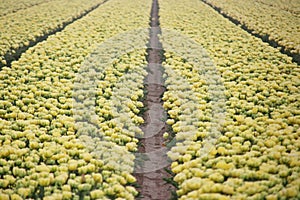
[1,0,299,199]
[161,31,226,165]
[254,0,300,14]
[0,0,106,67]
[160,0,300,199]
[73,47,148,199]
[0,0,50,17]
[0,0,150,199]
[204,0,300,55]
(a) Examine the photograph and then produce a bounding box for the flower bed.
[0,0,106,67]
[0,0,52,17]
[204,0,300,56]
[160,0,300,199]
[0,0,150,199]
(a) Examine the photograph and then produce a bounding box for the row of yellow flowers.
[0,0,106,67]
[0,0,50,17]
[204,0,300,55]
[160,0,299,199]
[0,0,151,199]
[254,0,300,14]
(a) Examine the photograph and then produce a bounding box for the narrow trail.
[1,0,109,69]
[135,0,174,199]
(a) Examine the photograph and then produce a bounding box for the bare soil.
[134,0,175,199]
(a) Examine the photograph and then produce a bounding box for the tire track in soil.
[135,0,175,199]
[1,0,109,69]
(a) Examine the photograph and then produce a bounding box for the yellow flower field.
[0,0,299,199]
[160,0,299,199]
[204,0,300,56]
[0,0,150,199]
[0,0,106,67]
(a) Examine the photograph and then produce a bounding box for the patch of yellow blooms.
[0,0,106,67]
[0,0,47,17]
[160,0,300,199]
[205,0,300,55]
[0,0,151,199]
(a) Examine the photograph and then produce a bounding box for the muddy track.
[135,0,175,199]
[1,0,109,69]
[202,0,300,65]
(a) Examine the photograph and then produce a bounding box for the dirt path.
[135,0,175,199]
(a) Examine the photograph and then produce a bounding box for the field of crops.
[0,0,107,68]
[204,0,300,63]
[0,0,299,199]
